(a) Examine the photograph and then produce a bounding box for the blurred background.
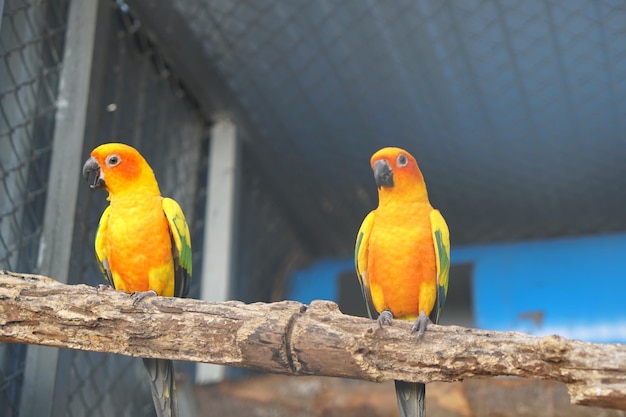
[2,0,626,416]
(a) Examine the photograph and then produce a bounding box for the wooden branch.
[1,271,625,410]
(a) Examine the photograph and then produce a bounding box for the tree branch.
[0,270,625,410]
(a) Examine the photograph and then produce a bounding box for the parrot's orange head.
[370,147,427,199]
[82,142,160,197]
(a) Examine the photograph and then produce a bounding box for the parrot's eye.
[396,154,408,167]
[106,155,121,167]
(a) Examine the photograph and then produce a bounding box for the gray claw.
[96,284,113,292]
[410,311,431,341]
[131,289,158,305]
[377,310,394,328]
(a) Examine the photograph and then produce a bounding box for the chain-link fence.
[59,3,208,416]
[159,0,626,252]
[7,0,626,415]
[1,0,314,414]
[0,0,208,415]
[0,1,70,415]
[234,145,313,305]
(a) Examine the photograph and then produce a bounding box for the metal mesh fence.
[234,145,313,305]
[9,0,611,414]
[2,0,318,414]
[160,0,626,253]
[59,3,208,417]
[0,0,70,415]
[59,0,314,410]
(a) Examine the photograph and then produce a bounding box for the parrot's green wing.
[94,206,114,287]
[430,209,450,324]
[355,210,377,319]
[162,197,192,298]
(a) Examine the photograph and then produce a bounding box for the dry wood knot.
[539,334,569,363]
[307,300,340,313]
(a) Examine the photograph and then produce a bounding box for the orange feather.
[355,146,450,417]
[364,147,437,320]
[90,143,176,297]
[105,194,175,296]
[86,142,192,417]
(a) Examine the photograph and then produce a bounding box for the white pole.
[196,116,240,384]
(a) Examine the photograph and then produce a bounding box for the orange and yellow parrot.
[355,147,450,417]
[83,143,192,417]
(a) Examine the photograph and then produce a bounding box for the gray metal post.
[18,0,99,415]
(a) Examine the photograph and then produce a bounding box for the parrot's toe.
[131,289,158,305]
[410,311,431,341]
[377,310,394,328]
[96,284,113,292]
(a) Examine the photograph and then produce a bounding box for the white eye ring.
[397,153,408,167]
[106,155,121,167]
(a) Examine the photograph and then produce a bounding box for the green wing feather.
[430,209,450,324]
[94,206,114,287]
[162,198,192,298]
[355,210,377,319]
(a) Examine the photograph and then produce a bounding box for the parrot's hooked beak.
[82,156,105,190]
[373,159,394,188]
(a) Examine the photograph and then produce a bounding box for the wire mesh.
[59,2,208,416]
[2,0,318,414]
[62,0,315,408]
[0,0,70,415]
[155,0,626,254]
[234,145,313,305]
[14,0,626,414]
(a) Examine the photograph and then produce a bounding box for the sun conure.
[355,147,450,417]
[83,143,192,417]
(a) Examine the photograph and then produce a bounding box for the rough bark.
[0,270,625,410]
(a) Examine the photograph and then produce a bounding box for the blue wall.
[288,258,353,304]
[289,233,626,343]
[454,233,626,343]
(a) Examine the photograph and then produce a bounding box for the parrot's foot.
[131,289,158,305]
[96,284,113,292]
[410,311,431,341]
[377,310,394,328]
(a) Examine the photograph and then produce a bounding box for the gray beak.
[373,159,394,188]
[82,156,105,189]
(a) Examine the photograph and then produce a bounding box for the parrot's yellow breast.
[367,203,437,320]
[105,195,175,297]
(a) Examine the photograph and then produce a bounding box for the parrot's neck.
[377,183,430,208]
[106,179,161,201]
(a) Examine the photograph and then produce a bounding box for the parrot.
[82,142,192,417]
[354,147,450,417]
